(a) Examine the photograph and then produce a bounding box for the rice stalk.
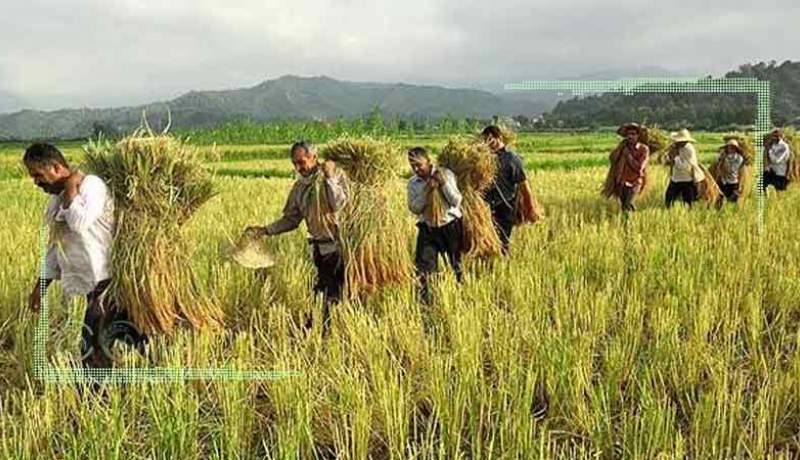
[320,136,412,299]
[438,137,502,259]
[83,130,223,336]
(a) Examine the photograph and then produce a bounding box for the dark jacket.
[483,148,526,209]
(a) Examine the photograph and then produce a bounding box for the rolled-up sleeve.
[407,179,427,215]
[325,172,349,212]
[43,243,61,280]
[266,183,304,236]
[439,169,462,208]
[59,177,109,234]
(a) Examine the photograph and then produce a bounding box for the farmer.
[481,125,527,254]
[762,128,791,192]
[715,139,746,204]
[407,147,464,304]
[24,142,147,368]
[245,140,349,331]
[665,129,703,207]
[603,122,650,213]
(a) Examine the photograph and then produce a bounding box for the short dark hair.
[407,146,430,161]
[481,125,502,140]
[290,140,315,157]
[23,142,68,168]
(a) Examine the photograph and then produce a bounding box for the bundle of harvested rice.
[84,130,222,336]
[513,180,544,225]
[423,185,447,227]
[320,137,412,299]
[602,125,665,199]
[438,137,502,259]
[647,127,670,164]
[695,165,723,205]
[498,125,518,146]
[662,140,722,207]
[709,134,754,197]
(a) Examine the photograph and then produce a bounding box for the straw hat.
[220,233,275,269]
[617,122,649,143]
[670,129,697,143]
[723,138,743,154]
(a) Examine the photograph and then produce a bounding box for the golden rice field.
[0,133,798,459]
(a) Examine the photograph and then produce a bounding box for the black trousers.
[762,170,788,191]
[82,280,148,368]
[415,218,464,303]
[720,183,740,203]
[619,185,638,212]
[665,181,698,207]
[312,245,345,330]
[490,204,515,254]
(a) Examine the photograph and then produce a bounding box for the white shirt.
[720,153,744,185]
[671,143,703,183]
[767,139,791,177]
[43,174,115,298]
[407,167,463,227]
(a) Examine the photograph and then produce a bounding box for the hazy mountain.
[0,75,553,140]
[543,60,800,129]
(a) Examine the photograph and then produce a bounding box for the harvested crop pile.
[84,130,222,336]
[320,136,412,299]
[602,124,666,199]
[709,133,754,197]
[438,137,502,259]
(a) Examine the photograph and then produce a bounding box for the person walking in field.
[713,139,747,205]
[665,129,704,207]
[762,128,791,192]
[246,140,349,331]
[603,122,650,213]
[406,147,465,304]
[481,125,527,254]
[24,142,147,369]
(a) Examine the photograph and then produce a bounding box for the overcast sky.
[1,0,798,111]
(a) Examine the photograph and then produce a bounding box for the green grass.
[0,132,797,459]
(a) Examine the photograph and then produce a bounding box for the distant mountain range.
[0,75,554,141]
[544,60,800,129]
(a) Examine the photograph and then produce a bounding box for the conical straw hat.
[220,233,275,269]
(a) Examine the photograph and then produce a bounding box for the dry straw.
[83,129,223,336]
[320,136,412,299]
[423,185,447,228]
[438,137,502,259]
[709,133,754,198]
[602,125,667,199]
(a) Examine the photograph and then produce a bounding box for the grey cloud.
[0,0,797,111]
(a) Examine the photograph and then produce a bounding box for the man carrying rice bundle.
[406,147,464,304]
[480,125,527,254]
[246,140,349,331]
[711,138,749,205]
[24,142,147,369]
[761,128,791,192]
[602,122,650,213]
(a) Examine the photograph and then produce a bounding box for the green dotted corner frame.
[504,77,770,232]
[35,241,299,384]
[34,77,770,384]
